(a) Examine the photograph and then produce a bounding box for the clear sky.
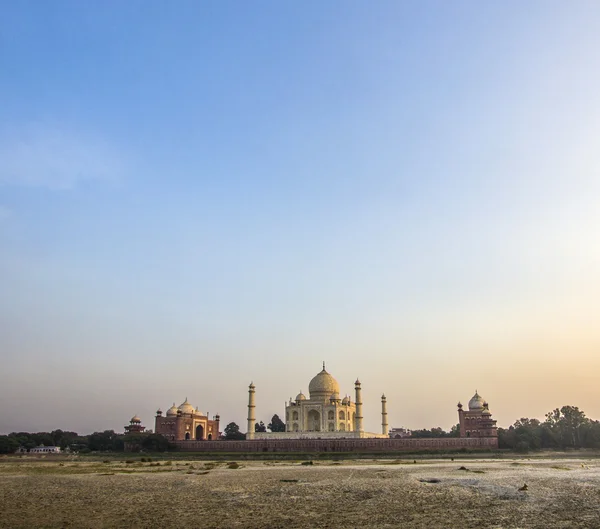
[1,1,599,435]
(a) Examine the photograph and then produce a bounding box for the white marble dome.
[178,398,195,414]
[308,366,340,400]
[166,403,178,416]
[295,392,306,401]
[468,391,485,411]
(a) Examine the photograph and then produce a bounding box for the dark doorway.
[196,424,204,440]
[185,432,190,440]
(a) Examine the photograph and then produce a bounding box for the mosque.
[154,398,221,441]
[247,363,389,440]
[458,391,498,438]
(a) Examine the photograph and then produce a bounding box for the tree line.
[0,430,173,454]
[498,405,600,452]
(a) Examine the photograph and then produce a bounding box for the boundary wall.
[173,437,498,453]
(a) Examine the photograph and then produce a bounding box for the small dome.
[295,392,306,401]
[308,366,340,400]
[468,391,485,411]
[330,392,340,401]
[166,403,178,416]
[342,396,349,405]
[178,398,195,414]
[131,415,141,423]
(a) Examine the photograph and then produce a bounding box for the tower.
[247,382,256,440]
[354,379,363,432]
[381,394,388,436]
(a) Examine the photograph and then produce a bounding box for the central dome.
[468,391,485,411]
[308,366,340,400]
[178,398,195,415]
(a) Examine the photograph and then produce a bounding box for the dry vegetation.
[1,456,600,528]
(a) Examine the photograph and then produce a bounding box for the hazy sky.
[1,2,599,435]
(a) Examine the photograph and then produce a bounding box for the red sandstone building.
[458,391,498,438]
[124,415,146,434]
[155,398,220,441]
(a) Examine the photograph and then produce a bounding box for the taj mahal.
[247,363,389,440]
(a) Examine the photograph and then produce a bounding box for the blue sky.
[1,2,600,434]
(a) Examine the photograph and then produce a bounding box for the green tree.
[124,433,172,452]
[88,430,123,451]
[255,421,267,432]
[544,406,589,449]
[0,436,20,454]
[411,427,454,438]
[223,422,246,440]
[449,423,461,437]
[268,414,286,432]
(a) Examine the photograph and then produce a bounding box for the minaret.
[247,382,256,440]
[381,394,388,436]
[354,379,363,432]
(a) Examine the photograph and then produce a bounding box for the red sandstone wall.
[173,437,498,452]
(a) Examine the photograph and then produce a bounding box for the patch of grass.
[197,471,210,475]
[551,466,571,471]
[301,461,313,466]
[280,479,299,483]
[125,460,135,464]
[227,462,241,469]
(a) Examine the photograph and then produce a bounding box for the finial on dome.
[322,361,326,371]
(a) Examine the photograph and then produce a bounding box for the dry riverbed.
[1,457,600,528]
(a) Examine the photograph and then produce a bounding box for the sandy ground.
[1,457,600,528]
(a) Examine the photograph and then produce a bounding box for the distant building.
[389,427,412,439]
[248,363,389,440]
[124,415,146,435]
[155,398,220,441]
[458,391,498,438]
[29,446,61,454]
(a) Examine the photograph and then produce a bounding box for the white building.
[29,446,61,454]
[248,363,389,440]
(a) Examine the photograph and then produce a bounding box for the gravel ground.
[1,458,600,528]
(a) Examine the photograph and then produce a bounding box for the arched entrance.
[185,432,190,440]
[196,424,204,440]
[207,433,212,440]
[307,409,321,431]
